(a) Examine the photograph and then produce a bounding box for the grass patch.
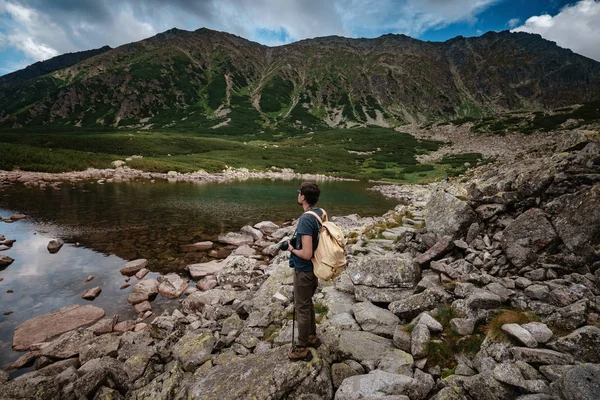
[426,305,485,371]
[314,302,329,315]
[481,309,540,342]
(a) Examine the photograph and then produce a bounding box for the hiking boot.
[308,334,321,349]
[288,346,313,362]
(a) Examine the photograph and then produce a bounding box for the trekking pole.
[291,303,296,352]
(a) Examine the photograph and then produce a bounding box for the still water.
[0,178,397,369]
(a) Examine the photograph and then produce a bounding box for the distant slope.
[0,45,112,89]
[0,28,598,131]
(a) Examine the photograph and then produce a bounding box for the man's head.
[298,182,320,206]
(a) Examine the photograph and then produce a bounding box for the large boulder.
[338,330,395,368]
[40,328,95,359]
[556,363,600,400]
[334,370,420,400]
[173,332,216,372]
[180,345,332,399]
[348,254,419,302]
[501,208,558,268]
[352,301,400,338]
[425,190,477,239]
[548,184,600,258]
[218,232,254,246]
[389,288,452,320]
[215,255,261,287]
[549,325,600,363]
[12,305,104,351]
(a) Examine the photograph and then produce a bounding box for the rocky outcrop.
[425,190,477,239]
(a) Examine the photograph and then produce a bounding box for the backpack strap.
[304,211,323,225]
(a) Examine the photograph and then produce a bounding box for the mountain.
[0,46,111,89]
[1,28,599,131]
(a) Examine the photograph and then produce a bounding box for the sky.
[0,0,599,76]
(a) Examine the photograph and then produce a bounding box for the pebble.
[85,275,95,282]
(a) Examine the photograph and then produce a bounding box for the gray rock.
[75,357,129,398]
[182,345,332,399]
[465,289,503,310]
[414,236,454,266]
[411,323,430,359]
[521,322,553,344]
[331,363,359,389]
[393,325,412,353]
[539,365,574,382]
[556,363,600,400]
[338,330,394,367]
[549,325,600,363]
[502,209,557,268]
[524,285,549,301]
[476,204,506,220]
[334,370,418,400]
[221,313,243,336]
[425,190,477,239]
[254,221,279,235]
[466,222,481,244]
[352,301,400,338]
[128,361,184,400]
[510,347,574,365]
[463,371,521,400]
[39,328,95,359]
[354,286,413,303]
[377,349,414,376]
[548,286,580,307]
[455,363,476,376]
[348,253,419,289]
[216,256,261,287]
[1,375,58,399]
[501,324,538,348]
[417,313,443,333]
[326,313,361,331]
[173,332,216,372]
[515,277,533,289]
[323,288,356,317]
[389,288,451,320]
[450,318,475,336]
[543,299,588,331]
[79,333,121,363]
[218,232,254,246]
[550,184,600,259]
[240,225,264,241]
[492,362,549,393]
[120,259,148,276]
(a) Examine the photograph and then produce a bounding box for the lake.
[0,178,397,370]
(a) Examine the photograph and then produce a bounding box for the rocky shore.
[1,128,599,399]
[0,165,355,191]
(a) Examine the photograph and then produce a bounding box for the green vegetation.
[426,305,485,372]
[448,100,600,134]
[0,126,451,181]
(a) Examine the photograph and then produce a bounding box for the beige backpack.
[304,209,347,281]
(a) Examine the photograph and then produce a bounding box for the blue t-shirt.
[290,207,325,272]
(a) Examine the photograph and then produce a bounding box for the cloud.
[507,17,520,28]
[512,0,600,62]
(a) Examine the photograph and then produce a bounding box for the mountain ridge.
[1,28,599,131]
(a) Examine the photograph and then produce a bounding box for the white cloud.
[512,0,600,62]
[507,17,520,28]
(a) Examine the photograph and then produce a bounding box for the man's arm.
[288,234,314,260]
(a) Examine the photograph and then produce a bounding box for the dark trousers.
[294,270,318,346]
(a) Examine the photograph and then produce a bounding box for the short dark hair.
[300,182,320,205]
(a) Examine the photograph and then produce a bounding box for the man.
[287,182,324,361]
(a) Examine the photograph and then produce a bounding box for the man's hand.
[288,243,294,252]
